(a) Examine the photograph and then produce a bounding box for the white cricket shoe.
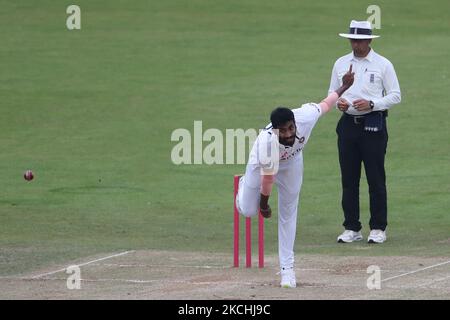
[280,267,296,288]
[368,230,386,244]
[337,230,363,243]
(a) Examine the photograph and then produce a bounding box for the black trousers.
[336,112,388,232]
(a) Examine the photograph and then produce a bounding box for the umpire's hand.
[337,98,350,111]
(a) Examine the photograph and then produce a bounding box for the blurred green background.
[1,0,449,275]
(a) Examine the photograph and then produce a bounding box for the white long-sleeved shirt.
[328,49,401,115]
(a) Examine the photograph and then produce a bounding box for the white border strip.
[382,259,450,282]
[94,263,230,269]
[27,277,258,286]
[31,250,135,279]
[89,264,413,273]
[417,274,450,287]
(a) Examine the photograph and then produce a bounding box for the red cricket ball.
[24,170,34,181]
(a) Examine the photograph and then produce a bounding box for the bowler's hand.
[259,194,272,219]
[352,99,371,111]
[260,205,272,219]
[337,98,350,112]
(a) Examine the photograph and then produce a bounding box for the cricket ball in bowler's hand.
[24,170,34,181]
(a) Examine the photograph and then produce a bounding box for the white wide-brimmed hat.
[339,20,380,39]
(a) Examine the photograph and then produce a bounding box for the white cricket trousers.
[237,155,303,269]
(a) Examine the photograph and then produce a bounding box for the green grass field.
[1,0,449,277]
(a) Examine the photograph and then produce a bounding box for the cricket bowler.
[236,65,354,288]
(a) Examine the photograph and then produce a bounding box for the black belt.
[344,110,388,124]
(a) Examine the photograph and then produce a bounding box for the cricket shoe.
[368,230,386,244]
[280,267,296,288]
[337,230,363,243]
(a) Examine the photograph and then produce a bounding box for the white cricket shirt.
[249,103,322,166]
[328,49,401,115]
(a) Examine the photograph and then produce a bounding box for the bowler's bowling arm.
[320,83,353,114]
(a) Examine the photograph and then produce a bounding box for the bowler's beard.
[280,135,295,147]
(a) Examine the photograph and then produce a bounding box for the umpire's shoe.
[368,230,386,244]
[337,230,363,243]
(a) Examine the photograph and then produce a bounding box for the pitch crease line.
[381,260,450,282]
[31,250,135,279]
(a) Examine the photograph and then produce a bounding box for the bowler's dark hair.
[270,107,295,129]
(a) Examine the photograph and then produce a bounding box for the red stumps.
[233,175,264,268]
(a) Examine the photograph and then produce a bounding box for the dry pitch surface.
[1,250,449,300]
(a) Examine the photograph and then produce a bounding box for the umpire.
[328,20,401,244]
